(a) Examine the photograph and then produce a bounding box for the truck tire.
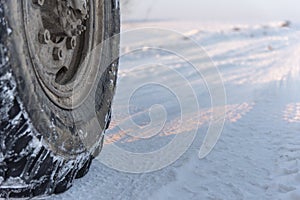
[0,0,120,198]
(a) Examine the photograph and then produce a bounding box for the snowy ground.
[50,20,300,200]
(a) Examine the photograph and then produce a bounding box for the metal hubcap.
[24,0,102,109]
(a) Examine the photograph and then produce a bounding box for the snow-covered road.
[50,21,300,200]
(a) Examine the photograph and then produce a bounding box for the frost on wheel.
[0,0,120,198]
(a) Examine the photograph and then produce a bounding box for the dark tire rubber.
[0,0,120,198]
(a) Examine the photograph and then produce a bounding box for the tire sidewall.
[4,0,119,158]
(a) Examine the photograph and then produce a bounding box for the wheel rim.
[23,0,103,109]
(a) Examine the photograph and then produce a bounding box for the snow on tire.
[0,0,120,198]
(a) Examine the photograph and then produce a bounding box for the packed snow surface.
[50,21,300,200]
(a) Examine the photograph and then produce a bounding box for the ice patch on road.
[104,102,254,145]
[283,103,300,123]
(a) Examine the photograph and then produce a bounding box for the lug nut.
[66,37,76,49]
[74,30,82,36]
[77,25,86,31]
[33,0,44,6]
[53,47,63,61]
[38,29,50,44]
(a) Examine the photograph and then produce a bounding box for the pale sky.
[123,0,300,23]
